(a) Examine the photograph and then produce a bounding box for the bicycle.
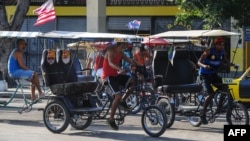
[42,50,167,137]
[93,66,167,137]
[0,78,45,114]
[157,70,249,127]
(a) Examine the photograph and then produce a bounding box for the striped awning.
[0,31,42,38]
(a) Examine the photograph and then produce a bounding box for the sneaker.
[107,119,118,130]
[120,101,131,110]
[200,115,208,125]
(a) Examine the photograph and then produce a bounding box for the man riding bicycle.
[197,37,232,124]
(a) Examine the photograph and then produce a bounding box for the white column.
[86,0,107,32]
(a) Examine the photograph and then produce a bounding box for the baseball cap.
[214,37,225,44]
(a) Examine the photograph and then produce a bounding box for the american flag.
[33,0,56,26]
[127,20,141,30]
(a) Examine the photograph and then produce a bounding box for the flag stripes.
[33,0,56,26]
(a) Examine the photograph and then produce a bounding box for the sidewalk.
[0,87,37,99]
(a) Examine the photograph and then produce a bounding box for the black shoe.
[120,101,131,110]
[107,119,118,130]
[200,115,208,125]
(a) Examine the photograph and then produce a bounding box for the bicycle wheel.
[141,105,167,137]
[127,86,155,114]
[69,114,92,130]
[214,90,228,108]
[187,116,202,127]
[126,93,142,114]
[226,102,249,125]
[43,100,70,133]
[156,98,175,128]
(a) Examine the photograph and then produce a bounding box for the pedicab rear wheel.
[43,100,70,133]
[69,114,92,130]
[141,105,167,137]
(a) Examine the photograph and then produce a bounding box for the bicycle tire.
[43,100,70,133]
[156,97,175,128]
[226,102,249,125]
[141,105,167,137]
[69,115,92,130]
[127,86,155,114]
[214,90,229,108]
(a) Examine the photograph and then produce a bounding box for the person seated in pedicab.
[7,38,45,101]
[133,44,153,80]
[197,37,233,125]
[102,40,142,130]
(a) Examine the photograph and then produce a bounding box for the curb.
[0,88,32,99]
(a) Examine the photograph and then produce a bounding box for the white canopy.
[38,31,143,42]
[0,31,42,38]
[0,30,143,43]
[151,29,241,38]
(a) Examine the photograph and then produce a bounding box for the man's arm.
[16,51,29,70]
[197,49,210,69]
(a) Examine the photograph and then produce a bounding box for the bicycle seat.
[159,84,202,93]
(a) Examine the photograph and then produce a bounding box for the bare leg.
[30,72,43,96]
[30,84,36,101]
[109,94,122,120]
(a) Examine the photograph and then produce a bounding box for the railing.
[107,0,177,6]
[4,0,177,6]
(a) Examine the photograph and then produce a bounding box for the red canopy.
[91,42,111,49]
[141,37,171,47]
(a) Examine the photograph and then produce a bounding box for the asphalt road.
[0,98,230,141]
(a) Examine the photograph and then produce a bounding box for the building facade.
[5,0,246,72]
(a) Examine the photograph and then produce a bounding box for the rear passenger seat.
[41,49,98,96]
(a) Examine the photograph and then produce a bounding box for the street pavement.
[0,98,226,141]
[1,87,248,141]
[0,87,226,141]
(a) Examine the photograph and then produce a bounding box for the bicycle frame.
[0,79,41,113]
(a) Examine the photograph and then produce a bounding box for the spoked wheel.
[214,91,228,108]
[126,87,155,114]
[187,116,202,127]
[43,100,70,133]
[226,102,249,125]
[69,114,92,130]
[156,98,175,128]
[126,93,141,114]
[141,105,167,137]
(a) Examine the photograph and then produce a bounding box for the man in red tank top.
[102,41,141,130]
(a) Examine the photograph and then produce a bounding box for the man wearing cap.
[197,37,230,124]
[102,41,141,130]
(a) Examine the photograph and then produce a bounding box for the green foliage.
[176,0,250,29]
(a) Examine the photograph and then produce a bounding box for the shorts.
[9,69,34,80]
[107,74,130,94]
[199,73,227,96]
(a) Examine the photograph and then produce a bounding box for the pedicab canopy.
[151,29,240,38]
[37,30,144,42]
[0,31,42,38]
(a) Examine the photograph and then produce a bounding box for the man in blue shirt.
[197,37,229,124]
[8,39,44,101]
